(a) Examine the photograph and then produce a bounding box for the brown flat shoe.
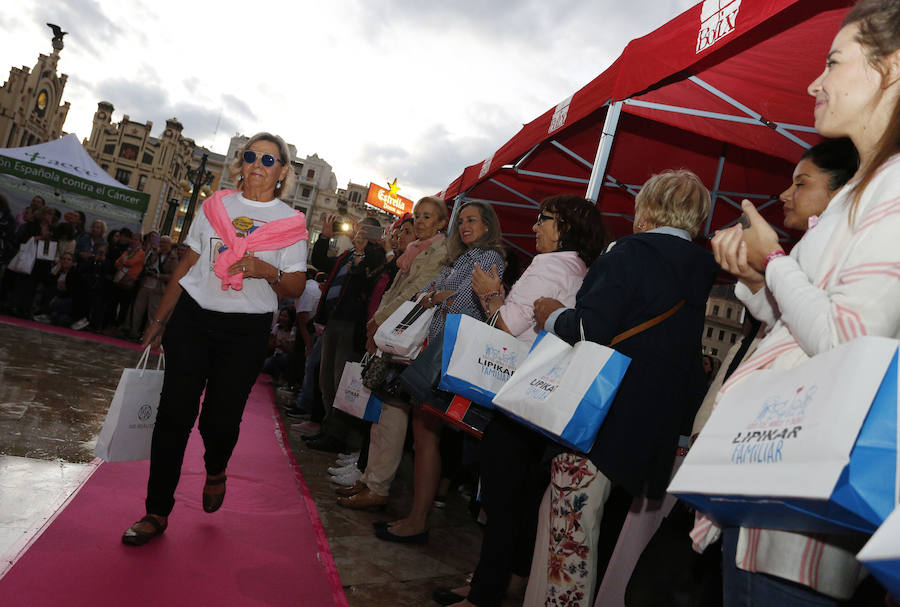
[203,474,227,513]
[336,487,388,510]
[122,515,167,546]
[335,480,366,497]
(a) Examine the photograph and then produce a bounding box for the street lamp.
[161,198,179,236]
[177,152,214,243]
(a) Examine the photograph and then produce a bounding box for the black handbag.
[362,352,411,401]
[398,329,445,406]
[362,352,390,390]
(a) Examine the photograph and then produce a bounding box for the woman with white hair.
[122,132,309,546]
[530,169,718,605]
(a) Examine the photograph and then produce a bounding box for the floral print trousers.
[524,453,612,607]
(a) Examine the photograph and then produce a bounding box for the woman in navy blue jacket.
[529,169,719,606]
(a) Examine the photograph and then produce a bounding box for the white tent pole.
[548,141,594,169]
[488,178,542,208]
[448,193,464,231]
[513,169,590,185]
[463,197,544,210]
[502,237,534,259]
[705,144,727,237]
[687,76,812,149]
[586,100,623,202]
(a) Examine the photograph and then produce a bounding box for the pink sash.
[202,190,308,291]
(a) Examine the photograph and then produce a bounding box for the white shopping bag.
[373,299,435,359]
[492,331,631,453]
[669,336,899,535]
[858,507,900,600]
[438,313,532,407]
[333,361,383,422]
[94,346,165,462]
[7,238,37,275]
[34,239,57,261]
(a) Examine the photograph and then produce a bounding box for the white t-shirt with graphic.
[180,192,308,314]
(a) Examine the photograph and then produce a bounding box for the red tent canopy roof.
[441,0,852,262]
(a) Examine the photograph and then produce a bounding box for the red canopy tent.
[440,0,853,260]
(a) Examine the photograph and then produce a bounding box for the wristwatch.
[271,268,284,285]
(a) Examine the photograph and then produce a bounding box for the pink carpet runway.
[0,319,345,606]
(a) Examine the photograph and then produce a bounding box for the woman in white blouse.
[703,1,900,603]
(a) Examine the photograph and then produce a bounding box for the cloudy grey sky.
[1,0,697,201]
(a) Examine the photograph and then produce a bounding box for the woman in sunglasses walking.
[122,132,309,545]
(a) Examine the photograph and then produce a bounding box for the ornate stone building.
[82,102,225,234]
[702,284,745,362]
[0,26,71,148]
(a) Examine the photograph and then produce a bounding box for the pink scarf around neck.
[203,189,308,291]
[396,233,444,274]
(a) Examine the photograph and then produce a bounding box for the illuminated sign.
[366,179,413,216]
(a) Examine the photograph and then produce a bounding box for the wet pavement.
[0,320,491,606]
[0,323,137,462]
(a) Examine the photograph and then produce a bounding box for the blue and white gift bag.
[333,361,383,422]
[491,331,630,453]
[669,336,898,535]
[858,507,900,600]
[438,314,532,408]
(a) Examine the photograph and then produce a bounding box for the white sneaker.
[330,468,362,486]
[70,318,89,331]
[327,462,358,476]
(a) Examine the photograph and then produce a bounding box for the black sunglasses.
[242,150,282,167]
[536,212,561,225]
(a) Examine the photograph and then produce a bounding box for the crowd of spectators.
[6,3,899,602]
[0,193,187,337]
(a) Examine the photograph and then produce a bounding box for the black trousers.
[145,292,270,516]
[469,414,550,607]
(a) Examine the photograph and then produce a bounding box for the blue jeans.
[722,527,840,607]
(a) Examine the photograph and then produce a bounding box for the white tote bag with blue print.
[438,313,532,408]
[491,329,631,453]
[333,360,383,423]
[669,336,898,535]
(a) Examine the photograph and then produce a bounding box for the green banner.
[0,156,149,212]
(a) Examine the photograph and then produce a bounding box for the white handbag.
[94,346,165,462]
[8,237,37,274]
[373,298,435,359]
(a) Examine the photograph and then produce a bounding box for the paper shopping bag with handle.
[491,330,631,453]
[669,336,898,535]
[94,346,165,462]
[438,313,532,408]
[333,360,383,422]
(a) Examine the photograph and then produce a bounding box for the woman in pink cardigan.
[433,195,607,607]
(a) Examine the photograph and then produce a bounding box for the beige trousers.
[361,400,409,496]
